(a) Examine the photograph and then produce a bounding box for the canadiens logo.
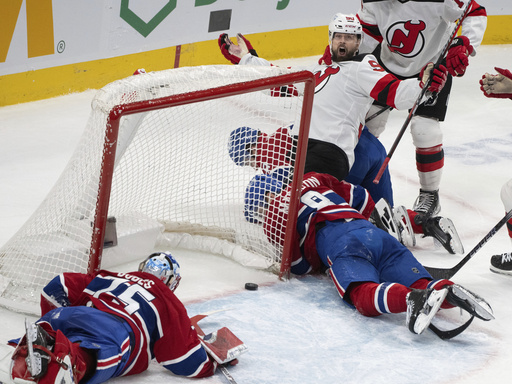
[314,66,341,93]
[386,20,426,58]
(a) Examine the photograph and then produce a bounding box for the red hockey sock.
[416,145,444,174]
[407,209,423,234]
[349,282,410,317]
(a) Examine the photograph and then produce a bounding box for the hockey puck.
[244,282,258,291]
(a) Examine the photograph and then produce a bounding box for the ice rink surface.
[1,45,512,383]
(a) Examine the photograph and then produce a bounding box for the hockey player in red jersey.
[2,253,245,384]
[243,171,494,336]
[480,67,512,274]
[228,123,464,255]
[356,0,487,220]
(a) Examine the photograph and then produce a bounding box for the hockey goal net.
[0,65,315,314]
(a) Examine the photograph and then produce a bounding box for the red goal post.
[0,65,315,314]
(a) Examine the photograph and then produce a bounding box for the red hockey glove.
[218,33,258,65]
[420,62,448,94]
[318,45,332,65]
[445,36,473,77]
[479,67,512,99]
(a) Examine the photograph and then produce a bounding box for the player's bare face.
[331,33,360,62]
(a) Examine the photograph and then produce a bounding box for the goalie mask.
[328,13,362,55]
[244,174,284,224]
[228,126,262,166]
[138,252,181,291]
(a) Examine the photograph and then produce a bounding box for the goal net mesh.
[0,65,313,314]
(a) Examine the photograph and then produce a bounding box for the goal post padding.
[0,65,315,314]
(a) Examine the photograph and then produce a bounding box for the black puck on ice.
[245,282,258,291]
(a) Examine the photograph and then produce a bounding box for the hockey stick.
[429,315,474,340]
[373,0,474,184]
[425,209,512,279]
[366,105,392,123]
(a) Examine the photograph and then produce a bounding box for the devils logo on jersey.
[386,20,426,58]
[314,66,341,93]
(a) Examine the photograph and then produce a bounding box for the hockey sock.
[410,278,455,309]
[349,282,410,316]
[407,209,424,234]
[416,145,444,190]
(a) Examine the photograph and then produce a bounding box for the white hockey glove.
[218,33,258,64]
[479,67,512,99]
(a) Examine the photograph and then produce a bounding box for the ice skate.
[421,216,464,254]
[24,320,54,379]
[413,189,441,218]
[406,288,448,335]
[446,284,494,321]
[370,198,402,243]
[490,252,512,275]
[394,205,416,247]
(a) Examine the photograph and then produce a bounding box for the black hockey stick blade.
[425,210,512,280]
[429,315,474,340]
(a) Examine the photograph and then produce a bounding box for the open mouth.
[338,46,347,56]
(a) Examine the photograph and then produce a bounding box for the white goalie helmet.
[328,13,362,46]
[138,252,181,291]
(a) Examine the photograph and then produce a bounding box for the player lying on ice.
[0,253,246,384]
[244,170,494,336]
[219,14,464,255]
[228,123,464,255]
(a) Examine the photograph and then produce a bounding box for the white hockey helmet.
[328,13,362,46]
[138,252,181,291]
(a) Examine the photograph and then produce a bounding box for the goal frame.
[90,70,316,279]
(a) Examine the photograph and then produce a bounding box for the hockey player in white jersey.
[219,13,448,183]
[356,0,487,220]
[219,14,466,254]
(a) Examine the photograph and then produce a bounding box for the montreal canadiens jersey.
[264,172,375,272]
[255,124,295,174]
[357,0,487,77]
[240,53,423,168]
[40,270,215,380]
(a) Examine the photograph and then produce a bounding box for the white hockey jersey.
[357,0,487,77]
[240,53,424,168]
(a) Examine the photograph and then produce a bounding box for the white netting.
[0,65,312,314]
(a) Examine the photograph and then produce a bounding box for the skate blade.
[394,206,416,247]
[413,288,448,334]
[452,285,494,321]
[439,218,464,254]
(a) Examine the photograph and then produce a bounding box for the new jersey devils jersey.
[357,0,487,77]
[41,270,215,380]
[264,172,375,272]
[240,53,423,168]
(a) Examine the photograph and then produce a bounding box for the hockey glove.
[479,67,512,99]
[420,62,448,94]
[445,36,473,77]
[318,45,332,65]
[218,33,258,65]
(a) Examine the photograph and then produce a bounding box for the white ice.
[1,45,512,384]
